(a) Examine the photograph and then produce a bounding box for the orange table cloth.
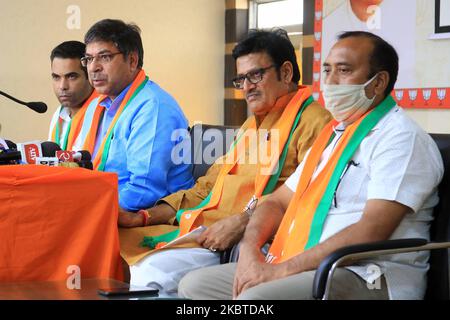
[0,165,123,282]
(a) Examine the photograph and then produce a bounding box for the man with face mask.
[178,31,444,300]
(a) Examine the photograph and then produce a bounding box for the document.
[159,225,207,249]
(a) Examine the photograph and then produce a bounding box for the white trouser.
[130,248,220,296]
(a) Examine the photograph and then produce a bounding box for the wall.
[407,0,450,133]
[0,0,225,142]
[318,0,450,134]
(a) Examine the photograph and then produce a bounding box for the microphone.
[35,157,59,167]
[0,139,16,150]
[0,149,21,163]
[0,90,47,114]
[0,141,58,164]
[17,141,43,164]
[0,139,7,150]
[41,141,62,156]
[36,157,93,170]
[6,140,17,149]
[40,142,93,170]
[74,150,91,161]
[33,141,61,166]
[55,150,92,162]
[0,140,93,170]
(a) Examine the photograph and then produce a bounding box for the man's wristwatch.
[243,195,258,217]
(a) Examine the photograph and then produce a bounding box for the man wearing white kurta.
[179,31,443,300]
[282,105,442,299]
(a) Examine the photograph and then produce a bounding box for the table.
[0,278,171,300]
[0,165,123,282]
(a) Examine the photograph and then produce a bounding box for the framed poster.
[435,0,450,33]
[312,0,450,109]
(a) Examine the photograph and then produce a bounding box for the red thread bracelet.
[138,209,150,226]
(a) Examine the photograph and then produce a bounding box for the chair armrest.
[313,238,431,299]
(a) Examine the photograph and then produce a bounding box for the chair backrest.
[426,134,450,300]
[189,124,238,181]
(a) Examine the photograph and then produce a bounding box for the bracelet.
[138,209,151,226]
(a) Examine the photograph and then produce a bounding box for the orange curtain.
[0,165,123,282]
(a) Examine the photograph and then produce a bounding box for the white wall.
[322,0,450,134]
[405,0,450,133]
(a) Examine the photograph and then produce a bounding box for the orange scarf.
[82,70,147,170]
[143,87,314,249]
[51,90,98,150]
[267,96,396,263]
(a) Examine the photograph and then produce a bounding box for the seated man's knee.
[178,268,203,298]
[235,286,264,300]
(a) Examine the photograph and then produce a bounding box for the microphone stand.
[0,90,47,113]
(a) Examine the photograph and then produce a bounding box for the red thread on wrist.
[138,209,150,226]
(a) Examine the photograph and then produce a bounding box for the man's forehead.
[325,37,372,65]
[51,57,84,73]
[236,52,271,73]
[85,41,117,54]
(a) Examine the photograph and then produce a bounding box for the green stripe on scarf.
[304,95,396,250]
[97,77,149,171]
[263,96,314,195]
[55,115,72,151]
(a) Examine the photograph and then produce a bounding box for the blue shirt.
[80,78,194,211]
[93,83,131,159]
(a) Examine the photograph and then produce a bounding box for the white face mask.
[322,74,378,123]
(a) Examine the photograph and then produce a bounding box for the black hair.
[338,31,398,97]
[84,19,144,68]
[50,41,87,77]
[232,28,300,84]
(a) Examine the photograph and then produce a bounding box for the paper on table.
[159,225,207,249]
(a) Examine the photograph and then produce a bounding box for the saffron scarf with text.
[142,87,315,249]
[267,96,396,263]
[51,90,99,151]
[82,70,148,170]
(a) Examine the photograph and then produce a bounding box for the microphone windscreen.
[78,150,92,161]
[0,150,21,162]
[6,140,17,149]
[41,141,62,157]
[78,160,93,170]
[27,102,48,114]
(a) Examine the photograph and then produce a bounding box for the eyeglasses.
[80,52,123,67]
[232,65,275,89]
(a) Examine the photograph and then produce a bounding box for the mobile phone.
[97,286,159,297]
